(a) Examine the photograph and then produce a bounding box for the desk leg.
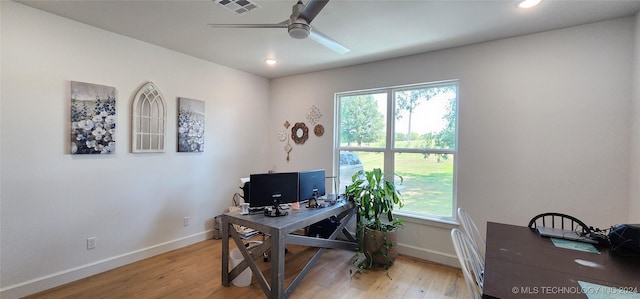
[271,228,285,299]
[221,215,230,287]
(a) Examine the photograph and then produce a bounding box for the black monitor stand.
[264,195,289,217]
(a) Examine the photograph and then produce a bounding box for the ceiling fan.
[208,0,350,55]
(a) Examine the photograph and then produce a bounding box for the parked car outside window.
[339,151,363,194]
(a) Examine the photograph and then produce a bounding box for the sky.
[373,91,453,135]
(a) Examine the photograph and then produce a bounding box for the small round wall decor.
[277,130,287,142]
[314,124,324,137]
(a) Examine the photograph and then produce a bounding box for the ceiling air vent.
[215,0,260,15]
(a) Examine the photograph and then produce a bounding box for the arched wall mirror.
[132,82,167,153]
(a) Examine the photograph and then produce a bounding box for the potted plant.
[345,168,404,273]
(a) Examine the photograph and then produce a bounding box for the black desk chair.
[528,212,591,235]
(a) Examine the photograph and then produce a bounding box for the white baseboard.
[397,242,460,269]
[2,232,458,299]
[0,231,211,299]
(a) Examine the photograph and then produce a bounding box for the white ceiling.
[16,0,640,79]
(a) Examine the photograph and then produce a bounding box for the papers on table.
[551,237,600,254]
[578,281,640,299]
[233,224,259,238]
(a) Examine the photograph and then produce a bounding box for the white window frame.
[334,80,459,222]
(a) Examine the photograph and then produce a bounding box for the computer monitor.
[248,172,300,209]
[299,169,326,202]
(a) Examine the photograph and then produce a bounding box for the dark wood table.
[483,222,640,298]
[221,200,358,299]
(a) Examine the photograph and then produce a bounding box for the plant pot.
[363,226,398,266]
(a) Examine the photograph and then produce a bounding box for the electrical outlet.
[87,237,96,250]
[183,216,190,227]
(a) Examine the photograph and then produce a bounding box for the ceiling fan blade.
[208,21,287,29]
[299,0,329,23]
[309,28,350,55]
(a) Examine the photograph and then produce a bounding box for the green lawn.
[357,151,454,217]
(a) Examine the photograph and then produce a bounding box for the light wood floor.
[24,239,468,299]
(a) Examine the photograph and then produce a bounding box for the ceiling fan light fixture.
[209,0,349,54]
[518,0,541,9]
[288,23,310,39]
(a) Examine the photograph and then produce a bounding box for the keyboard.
[536,226,598,244]
[248,207,264,214]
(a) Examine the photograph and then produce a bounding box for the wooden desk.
[221,200,358,299]
[483,222,640,298]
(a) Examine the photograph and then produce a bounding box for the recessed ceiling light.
[518,0,541,8]
[265,59,277,65]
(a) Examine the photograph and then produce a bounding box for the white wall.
[630,11,640,223]
[270,17,636,266]
[0,2,271,298]
[2,1,638,297]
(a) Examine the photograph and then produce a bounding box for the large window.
[336,81,458,220]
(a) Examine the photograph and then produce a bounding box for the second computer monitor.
[299,169,326,201]
[248,172,299,208]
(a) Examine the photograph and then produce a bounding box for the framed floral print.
[178,97,205,152]
[70,81,117,154]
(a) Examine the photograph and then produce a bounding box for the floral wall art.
[70,81,117,154]
[178,97,205,152]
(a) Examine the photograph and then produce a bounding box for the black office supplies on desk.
[609,224,640,255]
